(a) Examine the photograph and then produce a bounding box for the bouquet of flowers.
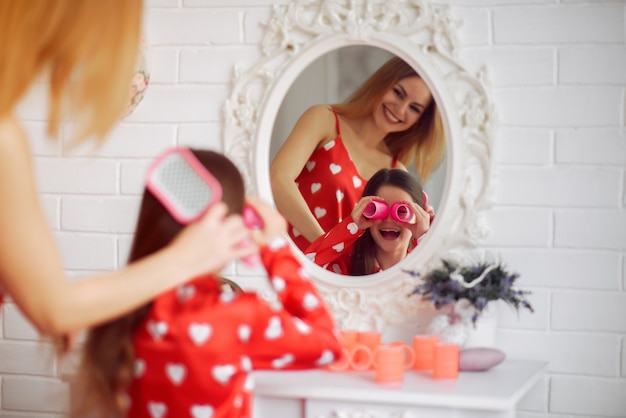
[408,258,534,325]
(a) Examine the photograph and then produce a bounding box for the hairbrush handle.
[362,199,389,220]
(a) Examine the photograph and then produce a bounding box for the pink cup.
[327,330,361,371]
[413,335,440,371]
[355,331,381,369]
[372,345,409,384]
[433,343,460,379]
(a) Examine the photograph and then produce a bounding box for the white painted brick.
[180,47,261,83]
[55,234,117,271]
[494,249,621,290]
[497,330,620,376]
[555,210,626,250]
[147,48,179,84]
[495,128,552,165]
[454,8,490,47]
[623,338,626,377]
[122,85,229,123]
[560,46,626,85]
[550,375,626,417]
[2,377,69,414]
[0,342,56,376]
[118,235,134,266]
[517,376,549,413]
[64,123,176,158]
[483,208,552,247]
[460,48,554,87]
[147,0,179,8]
[23,122,61,157]
[496,167,620,207]
[3,304,39,341]
[34,158,118,195]
[185,0,290,6]
[41,196,60,231]
[556,128,626,166]
[146,10,240,45]
[494,5,625,44]
[120,160,152,195]
[552,291,626,333]
[243,8,273,44]
[14,84,48,121]
[178,123,223,149]
[497,290,549,330]
[494,86,622,127]
[61,197,141,234]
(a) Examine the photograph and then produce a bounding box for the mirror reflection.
[269,46,447,276]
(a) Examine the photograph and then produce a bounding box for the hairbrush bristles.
[146,148,222,224]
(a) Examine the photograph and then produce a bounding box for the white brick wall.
[1,1,624,417]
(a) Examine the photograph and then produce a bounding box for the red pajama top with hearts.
[289,108,398,252]
[305,215,364,275]
[127,237,341,418]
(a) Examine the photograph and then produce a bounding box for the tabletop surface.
[252,359,548,411]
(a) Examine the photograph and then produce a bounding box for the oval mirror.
[223,0,496,331]
[269,45,448,276]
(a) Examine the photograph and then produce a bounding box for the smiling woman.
[269,54,446,257]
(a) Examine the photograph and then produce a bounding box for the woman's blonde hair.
[0,0,143,143]
[333,56,446,181]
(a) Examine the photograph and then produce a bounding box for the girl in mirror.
[72,149,341,418]
[0,2,254,343]
[305,168,431,276]
[270,56,445,253]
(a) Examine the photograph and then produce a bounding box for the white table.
[252,359,547,418]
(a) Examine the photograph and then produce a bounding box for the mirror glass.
[270,45,447,275]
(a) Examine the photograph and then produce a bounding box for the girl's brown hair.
[71,150,245,418]
[0,0,142,143]
[350,169,424,276]
[333,56,445,180]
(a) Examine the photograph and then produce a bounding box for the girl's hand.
[351,196,380,230]
[404,201,431,239]
[245,196,287,246]
[169,202,256,277]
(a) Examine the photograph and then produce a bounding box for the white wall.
[0,0,624,416]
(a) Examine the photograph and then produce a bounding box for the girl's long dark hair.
[71,149,245,418]
[349,169,424,277]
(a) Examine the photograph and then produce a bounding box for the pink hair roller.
[422,191,428,207]
[146,148,222,225]
[363,199,389,220]
[390,203,415,224]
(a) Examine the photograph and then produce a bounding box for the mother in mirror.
[270,56,445,257]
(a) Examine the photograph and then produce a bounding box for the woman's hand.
[245,196,288,246]
[168,202,257,277]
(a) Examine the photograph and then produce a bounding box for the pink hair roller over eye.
[146,148,222,225]
[363,199,389,220]
[390,203,415,224]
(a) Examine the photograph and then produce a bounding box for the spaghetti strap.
[331,107,341,136]
[391,155,399,168]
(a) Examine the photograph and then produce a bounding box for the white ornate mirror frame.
[224,0,496,331]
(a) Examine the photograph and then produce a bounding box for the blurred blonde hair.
[333,57,446,181]
[0,0,143,143]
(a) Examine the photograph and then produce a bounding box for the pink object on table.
[459,347,506,371]
[372,345,408,384]
[413,335,440,371]
[433,343,460,379]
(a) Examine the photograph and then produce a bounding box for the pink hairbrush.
[146,148,222,224]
